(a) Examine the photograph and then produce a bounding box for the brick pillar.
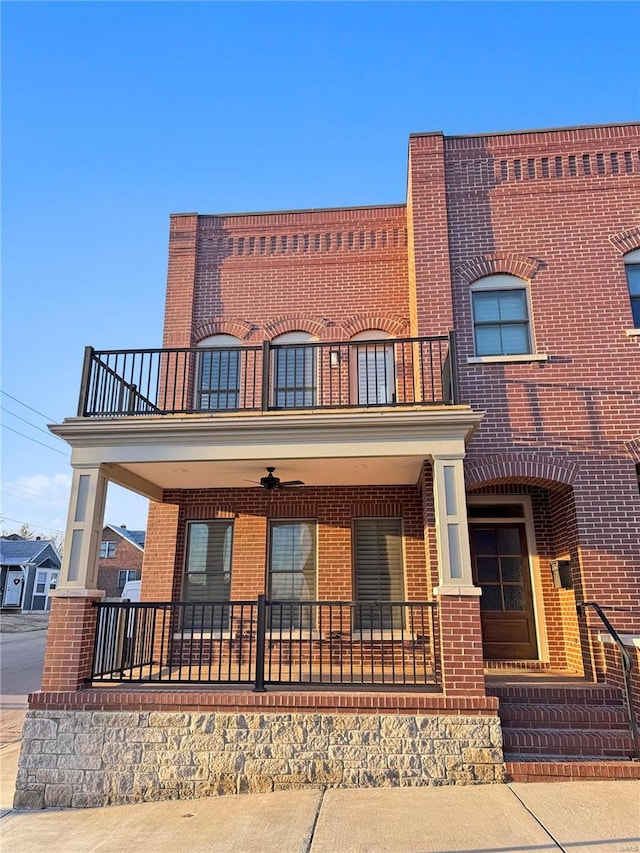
[435,592,485,696]
[41,596,99,691]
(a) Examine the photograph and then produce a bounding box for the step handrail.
[577,601,640,759]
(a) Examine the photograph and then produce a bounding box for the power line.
[0,391,58,423]
[2,488,66,510]
[1,407,67,443]
[2,425,70,457]
[0,515,65,534]
[2,479,69,500]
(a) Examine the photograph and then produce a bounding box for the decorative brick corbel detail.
[609,227,640,255]
[263,316,329,339]
[455,253,543,284]
[192,317,255,344]
[340,313,410,337]
[465,453,579,490]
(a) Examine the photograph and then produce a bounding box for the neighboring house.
[0,538,61,612]
[97,525,145,599]
[16,122,640,810]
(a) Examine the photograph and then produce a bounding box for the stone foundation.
[15,710,504,809]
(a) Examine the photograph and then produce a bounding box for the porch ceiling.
[50,408,483,499]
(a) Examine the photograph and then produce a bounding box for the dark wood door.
[469,523,538,660]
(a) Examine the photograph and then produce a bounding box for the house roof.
[0,539,60,567]
[104,525,145,550]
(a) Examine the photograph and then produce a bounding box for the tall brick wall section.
[417,124,640,633]
[407,134,455,337]
[162,205,411,348]
[96,529,143,599]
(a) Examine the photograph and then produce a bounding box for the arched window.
[272,331,318,408]
[624,249,640,329]
[350,330,395,405]
[197,334,242,410]
[470,274,533,357]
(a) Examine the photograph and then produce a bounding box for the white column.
[53,465,108,597]
[432,454,479,595]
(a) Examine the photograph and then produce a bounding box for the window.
[272,332,317,408]
[471,275,532,357]
[100,541,116,558]
[624,249,640,328]
[350,330,395,405]
[117,569,138,589]
[184,521,233,628]
[269,521,316,627]
[353,518,405,629]
[197,335,242,410]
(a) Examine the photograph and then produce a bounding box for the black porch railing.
[89,597,438,689]
[78,334,458,417]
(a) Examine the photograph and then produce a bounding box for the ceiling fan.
[252,467,305,491]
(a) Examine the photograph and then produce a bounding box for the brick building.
[16,122,640,808]
[96,524,145,599]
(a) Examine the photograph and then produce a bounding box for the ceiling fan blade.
[279,480,305,487]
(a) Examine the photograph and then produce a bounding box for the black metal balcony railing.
[90,597,438,689]
[78,334,458,417]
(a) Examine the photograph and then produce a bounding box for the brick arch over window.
[340,314,409,337]
[465,453,579,490]
[455,253,543,284]
[609,226,640,255]
[192,318,255,344]
[263,316,328,339]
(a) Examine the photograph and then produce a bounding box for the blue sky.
[2,1,638,540]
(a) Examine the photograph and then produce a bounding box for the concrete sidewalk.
[1,779,638,852]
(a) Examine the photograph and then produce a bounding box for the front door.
[3,570,25,607]
[469,522,537,660]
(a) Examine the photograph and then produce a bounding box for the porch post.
[41,464,108,692]
[431,453,485,696]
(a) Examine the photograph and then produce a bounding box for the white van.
[121,580,141,602]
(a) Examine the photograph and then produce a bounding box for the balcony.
[78,334,458,418]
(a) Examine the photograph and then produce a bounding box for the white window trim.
[626,329,640,337]
[468,274,545,363]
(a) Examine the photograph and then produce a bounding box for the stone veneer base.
[15,707,504,809]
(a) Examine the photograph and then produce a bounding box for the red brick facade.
[50,123,640,700]
[147,123,640,684]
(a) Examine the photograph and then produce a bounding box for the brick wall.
[96,529,143,599]
[163,205,411,349]
[143,485,427,604]
[420,124,640,642]
[151,123,640,678]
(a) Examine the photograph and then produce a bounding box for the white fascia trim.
[626,328,640,337]
[597,632,640,649]
[104,524,145,552]
[50,408,485,451]
[467,353,549,365]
